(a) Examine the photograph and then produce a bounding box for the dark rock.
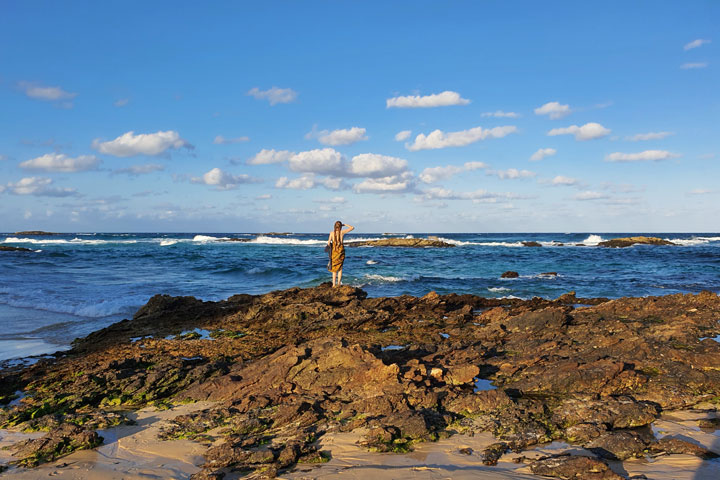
[501,271,519,278]
[648,437,719,459]
[481,442,507,465]
[530,454,623,479]
[12,231,58,235]
[522,241,542,247]
[10,423,102,467]
[585,430,651,460]
[598,236,676,248]
[0,246,33,252]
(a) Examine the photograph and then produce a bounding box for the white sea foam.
[581,234,605,246]
[2,237,136,246]
[435,237,524,247]
[666,236,720,246]
[488,287,510,292]
[0,292,149,318]
[250,236,326,245]
[192,235,229,242]
[159,240,178,246]
[364,274,406,282]
[366,260,378,265]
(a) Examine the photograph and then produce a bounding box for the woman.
[327,220,354,287]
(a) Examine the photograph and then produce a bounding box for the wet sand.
[1,406,719,479]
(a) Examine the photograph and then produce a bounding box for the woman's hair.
[333,221,343,246]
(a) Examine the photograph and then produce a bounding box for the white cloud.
[191,168,257,190]
[275,175,316,190]
[247,86,297,105]
[605,150,680,162]
[5,177,78,197]
[574,190,608,201]
[348,154,408,178]
[551,175,578,186]
[481,110,520,118]
[530,148,557,161]
[406,125,517,151]
[114,98,129,107]
[0,154,7,161]
[92,130,191,157]
[684,39,711,51]
[491,168,536,180]
[288,148,345,175]
[681,62,708,69]
[247,149,294,165]
[19,81,77,101]
[329,196,347,203]
[548,122,610,141]
[309,127,368,146]
[214,135,250,145]
[319,177,344,190]
[255,194,272,200]
[419,161,488,183]
[534,101,571,119]
[689,188,713,195]
[19,153,100,172]
[113,164,165,175]
[421,187,518,202]
[395,130,412,141]
[386,91,470,108]
[625,131,674,141]
[353,172,415,194]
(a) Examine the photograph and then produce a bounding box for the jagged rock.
[522,241,542,247]
[585,430,652,460]
[481,442,508,465]
[10,423,102,467]
[598,236,676,248]
[501,271,519,278]
[346,238,454,248]
[648,437,719,458]
[530,454,623,479]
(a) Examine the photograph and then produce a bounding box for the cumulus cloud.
[626,131,674,141]
[191,168,257,190]
[395,130,412,141]
[681,62,708,69]
[574,191,608,201]
[529,148,557,161]
[406,125,517,151]
[605,150,680,162]
[306,126,368,146]
[548,122,610,141]
[92,131,191,157]
[551,175,578,186]
[490,168,536,180]
[247,149,294,165]
[214,135,250,145]
[348,154,408,178]
[419,162,487,183]
[112,164,165,175]
[353,172,415,194]
[19,81,77,102]
[114,98,129,107]
[288,148,346,175]
[481,110,520,118]
[684,39,711,50]
[534,101,571,119]
[276,175,315,190]
[386,91,470,108]
[19,153,100,172]
[5,177,78,197]
[247,86,297,105]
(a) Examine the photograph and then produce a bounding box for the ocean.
[1,232,719,362]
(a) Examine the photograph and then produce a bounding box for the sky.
[0,1,718,233]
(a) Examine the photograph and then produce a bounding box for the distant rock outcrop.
[598,236,675,248]
[501,271,519,278]
[522,241,542,247]
[12,231,58,235]
[346,238,454,248]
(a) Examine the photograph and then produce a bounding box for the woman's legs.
[338,268,342,285]
[332,271,337,286]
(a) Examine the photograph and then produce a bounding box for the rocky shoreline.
[1,285,720,478]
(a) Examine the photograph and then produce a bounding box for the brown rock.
[346,238,454,248]
[530,454,623,479]
[501,271,519,278]
[598,236,676,248]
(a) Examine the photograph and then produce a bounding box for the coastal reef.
[1,285,720,478]
[598,236,676,248]
[346,237,454,248]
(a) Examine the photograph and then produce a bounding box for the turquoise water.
[1,232,719,361]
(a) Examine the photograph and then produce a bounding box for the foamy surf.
[3,237,137,245]
[581,234,605,246]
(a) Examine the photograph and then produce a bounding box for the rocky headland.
[346,237,454,248]
[11,231,58,236]
[1,285,720,478]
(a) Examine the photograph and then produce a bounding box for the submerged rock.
[0,246,33,252]
[598,236,676,248]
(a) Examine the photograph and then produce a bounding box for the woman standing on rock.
[327,220,354,287]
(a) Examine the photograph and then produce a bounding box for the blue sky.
[1,1,717,232]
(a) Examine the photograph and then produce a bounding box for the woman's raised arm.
[342,223,355,233]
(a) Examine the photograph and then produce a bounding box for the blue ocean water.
[1,232,719,361]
